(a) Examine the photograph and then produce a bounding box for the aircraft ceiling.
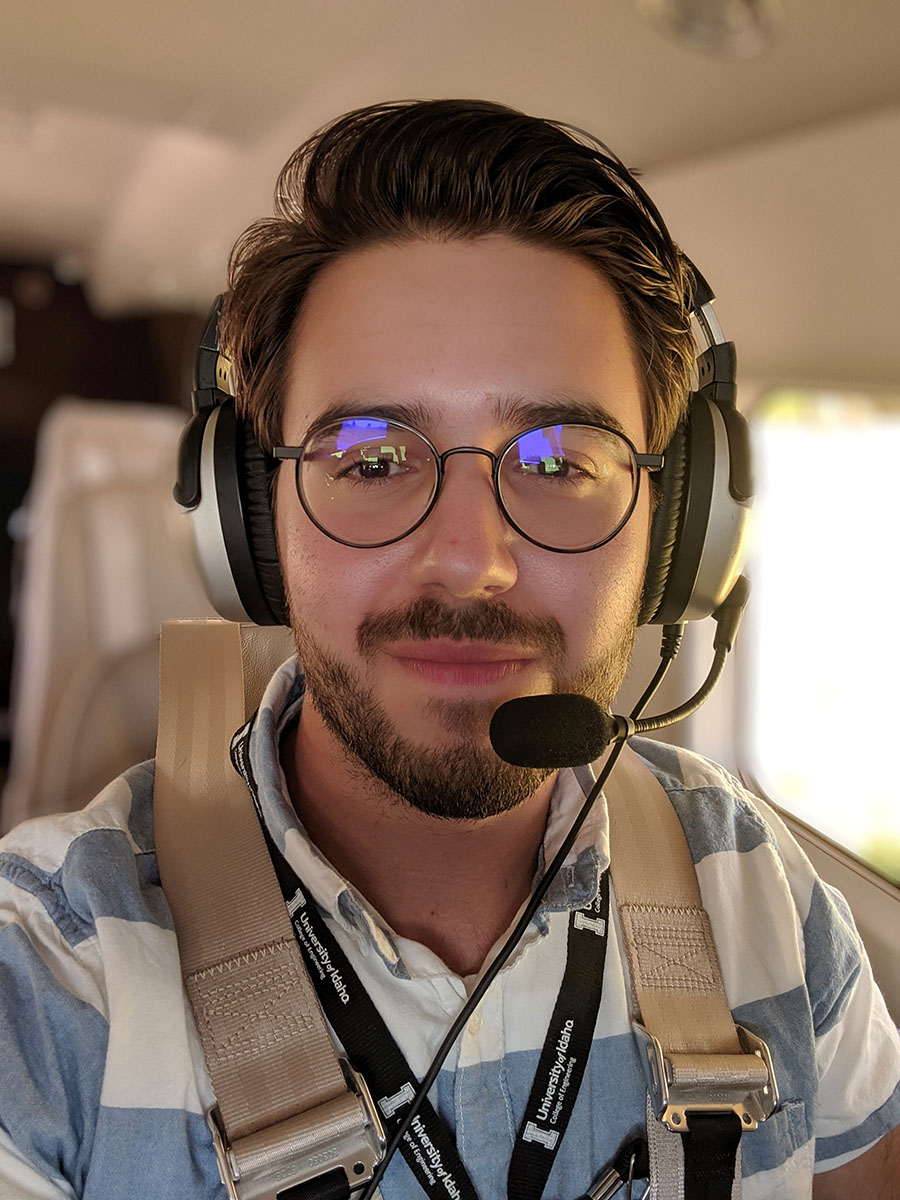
[0,0,898,328]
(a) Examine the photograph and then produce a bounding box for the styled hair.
[221,99,696,455]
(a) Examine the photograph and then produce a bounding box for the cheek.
[546,505,650,659]
[275,472,340,627]
[275,474,407,641]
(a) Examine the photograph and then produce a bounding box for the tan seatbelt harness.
[605,746,779,1199]
[153,619,777,1200]
[154,619,385,1200]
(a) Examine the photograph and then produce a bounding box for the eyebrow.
[491,391,630,438]
[301,388,631,440]
[305,393,433,437]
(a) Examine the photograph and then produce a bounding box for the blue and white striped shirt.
[1,657,898,1199]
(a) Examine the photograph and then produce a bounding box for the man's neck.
[279,703,557,979]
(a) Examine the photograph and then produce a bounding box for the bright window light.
[744,388,900,885]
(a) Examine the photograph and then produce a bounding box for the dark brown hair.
[221,99,696,454]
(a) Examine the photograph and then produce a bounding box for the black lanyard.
[231,719,610,1200]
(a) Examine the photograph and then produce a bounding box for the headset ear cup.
[184,399,288,626]
[639,420,688,626]
[640,393,751,626]
[238,419,289,625]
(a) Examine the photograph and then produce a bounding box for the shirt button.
[466,1010,483,1036]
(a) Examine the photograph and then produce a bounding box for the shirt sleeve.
[0,848,110,1197]
[753,795,900,1169]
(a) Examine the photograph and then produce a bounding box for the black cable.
[624,577,749,738]
[631,647,727,734]
[357,625,685,1199]
[632,623,684,716]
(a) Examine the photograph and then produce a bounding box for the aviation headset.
[174,269,753,629]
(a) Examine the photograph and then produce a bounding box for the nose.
[406,451,519,600]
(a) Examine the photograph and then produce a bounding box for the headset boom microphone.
[489,694,619,768]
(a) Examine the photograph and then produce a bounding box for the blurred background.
[0,0,898,922]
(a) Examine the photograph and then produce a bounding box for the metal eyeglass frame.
[273,416,664,554]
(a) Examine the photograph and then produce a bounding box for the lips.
[384,639,539,686]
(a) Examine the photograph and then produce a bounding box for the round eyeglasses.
[273,416,663,554]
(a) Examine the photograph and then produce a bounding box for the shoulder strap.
[605,745,778,1200]
[153,619,384,1200]
[606,745,743,1056]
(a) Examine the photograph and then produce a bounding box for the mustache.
[356,596,567,660]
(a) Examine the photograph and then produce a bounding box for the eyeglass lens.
[297,417,639,551]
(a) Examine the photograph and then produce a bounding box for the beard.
[290,594,636,821]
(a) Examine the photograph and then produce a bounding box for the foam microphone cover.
[489,694,616,768]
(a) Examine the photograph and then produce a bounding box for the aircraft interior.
[0,3,897,1194]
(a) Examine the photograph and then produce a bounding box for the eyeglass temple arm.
[635,453,664,470]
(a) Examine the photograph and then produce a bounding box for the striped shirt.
[1,657,898,1199]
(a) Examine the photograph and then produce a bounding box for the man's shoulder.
[623,738,890,1055]
[0,762,217,1198]
[627,736,782,862]
[0,759,165,941]
[624,736,827,943]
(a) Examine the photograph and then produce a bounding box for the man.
[0,100,898,1199]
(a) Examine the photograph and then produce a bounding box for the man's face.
[274,235,652,819]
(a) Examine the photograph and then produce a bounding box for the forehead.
[282,235,647,445]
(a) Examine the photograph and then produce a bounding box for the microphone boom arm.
[615,575,749,739]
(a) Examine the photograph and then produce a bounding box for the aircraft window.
[742,387,900,886]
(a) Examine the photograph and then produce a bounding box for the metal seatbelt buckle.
[633,1022,779,1134]
[207,1061,386,1200]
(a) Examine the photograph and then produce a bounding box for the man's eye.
[336,456,400,480]
[538,455,569,477]
[360,456,396,478]
[518,455,594,480]
[332,447,418,483]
